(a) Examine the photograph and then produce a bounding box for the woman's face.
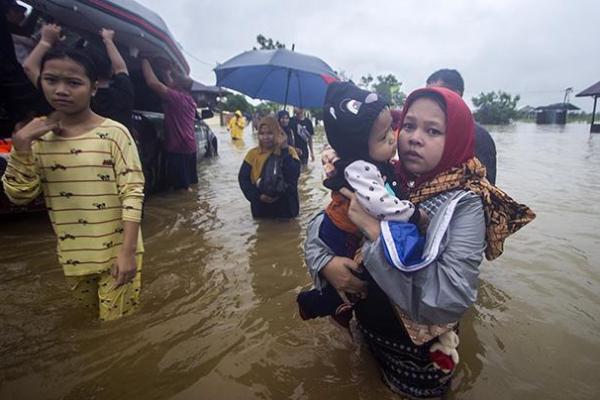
[40,57,95,115]
[398,98,446,175]
[368,108,396,162]
[258,125,275,149]
[279,115,289,127]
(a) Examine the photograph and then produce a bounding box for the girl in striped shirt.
[2,47,145,321]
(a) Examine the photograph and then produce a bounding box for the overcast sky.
[137,0,599,111]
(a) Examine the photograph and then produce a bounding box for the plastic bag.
[258,153,286,197]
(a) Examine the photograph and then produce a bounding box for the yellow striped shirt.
[2,119,145,276]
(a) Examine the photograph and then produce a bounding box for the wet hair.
[40,46,98,83]
[83,41,112,80]
[426,69,464,97]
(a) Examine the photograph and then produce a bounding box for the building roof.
[519,105,536,112]
[191,81,229,96]
[576,81,600,97]
[535,102,580,111]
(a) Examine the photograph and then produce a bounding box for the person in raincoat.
[228,110,246,140]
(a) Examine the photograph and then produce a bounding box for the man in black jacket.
[426,69,497,184]
[288,107,315,165]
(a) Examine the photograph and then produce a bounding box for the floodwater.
[1,121,599,400]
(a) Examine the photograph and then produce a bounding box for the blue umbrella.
[214,48,339,108]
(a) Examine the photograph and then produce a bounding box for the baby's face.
[368,108,397,162]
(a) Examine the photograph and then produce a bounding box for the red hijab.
[393,87,475,190]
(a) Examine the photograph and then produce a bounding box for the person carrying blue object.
[302,86,535,397]
[296,81,429,327]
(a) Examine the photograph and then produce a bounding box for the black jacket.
[474,123,497,184]
[238,148,301,218]
[288,117,314,163]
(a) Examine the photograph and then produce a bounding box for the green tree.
[359,73,406,107]
[221,93,253,114]
[253,34,286,50]
[335,69,350,82]
[373,74,405,107]
[307,107,324,126]
[255,101,281,115]
[472,91,520,125]
[359,74,374,89]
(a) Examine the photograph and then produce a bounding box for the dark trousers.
[166,152,197,189]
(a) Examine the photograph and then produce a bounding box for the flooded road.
[1,121,599,399]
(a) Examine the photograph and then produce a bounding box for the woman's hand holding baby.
[340,188,381,241]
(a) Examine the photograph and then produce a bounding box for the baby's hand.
[321,145,339,179]
[418,208,430,235]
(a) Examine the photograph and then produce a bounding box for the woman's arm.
[22,24,62,86]
[281,149,300,192]
[361,193,486,325]
[100,28,128,75]
[341,188,381,240]
[238,161,260,203]
[304,213,368,296]
[141,59,168,98]
[306,120,315,161]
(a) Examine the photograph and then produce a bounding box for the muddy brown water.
[1,122,599,400]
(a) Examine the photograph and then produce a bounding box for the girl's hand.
[12,117,60,152]
[321,145,340,178]
[100,28,115,42]
[340,188,381,241]
[40,23,62,46]
[112,250,137,288]
[321,256,368,300]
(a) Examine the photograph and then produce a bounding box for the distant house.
[191,81,229,108]
[535,102,580,125]
[518,105,536,119]
[575,81,600,133]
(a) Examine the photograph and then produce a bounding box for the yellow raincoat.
[228,111,246,140]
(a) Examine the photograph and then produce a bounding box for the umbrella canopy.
[214,49,338,108]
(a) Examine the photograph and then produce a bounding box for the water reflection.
[453,278,510,395]
[247,219,304,306]
[230,138,248,154]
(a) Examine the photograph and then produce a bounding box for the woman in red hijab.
[304,87,535,398]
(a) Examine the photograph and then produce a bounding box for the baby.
[298,81,428,327]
